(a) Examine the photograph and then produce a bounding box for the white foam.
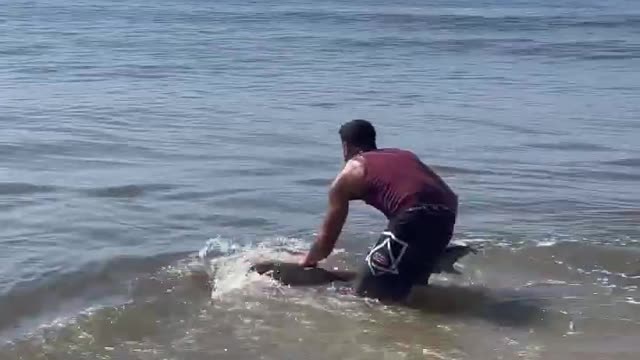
[625,297,640,305]
[199,235,246,259]
[523,279,568,287]
[194,236,392,323]
[452,237,490,244]
[621,273,640,279]
[536,240,557,247]
[198,236,312,298]
[421,348,448,359]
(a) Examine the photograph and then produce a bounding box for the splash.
[196,236,309,298]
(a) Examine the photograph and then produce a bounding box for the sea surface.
[1,0,639,359]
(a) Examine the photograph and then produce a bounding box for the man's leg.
[354,209,455,301]
[354,230,423,302]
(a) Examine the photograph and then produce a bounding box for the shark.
[250,243,477,286]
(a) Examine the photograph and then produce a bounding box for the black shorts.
[354,204,456,301]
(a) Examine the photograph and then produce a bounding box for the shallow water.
[1,0,639,358]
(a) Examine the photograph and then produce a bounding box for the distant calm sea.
[1,0,639,359]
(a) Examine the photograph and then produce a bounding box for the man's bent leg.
[354,231,422,302]
[354,207,455,301]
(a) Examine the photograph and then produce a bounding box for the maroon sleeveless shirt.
[359,148,458,219]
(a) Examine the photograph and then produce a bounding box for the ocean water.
[1,0,639,358]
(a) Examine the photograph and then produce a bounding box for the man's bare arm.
[300,159,364,267]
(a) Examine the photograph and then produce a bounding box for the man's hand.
[298,254,318,268]
[298,236,333,267]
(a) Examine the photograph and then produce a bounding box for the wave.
[0,182,181,201]
[294,178,332,187]
[0,182,59,196]
[488,240,640,287]
[276,11,640,31]
[2,235,639,358]
[0,251,191,337]
[525,142,613,152]
[564,169,640,182]
[159,187,255,201]
[197,236,309,298]
[0,236,309,339]
[506,40,640,60]
[82,183,176,198]
[430,165,499,176]
[605,158,640,168]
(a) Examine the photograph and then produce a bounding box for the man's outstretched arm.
[300,160,363,267]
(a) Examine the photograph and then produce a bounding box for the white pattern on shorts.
[365,231,408,276]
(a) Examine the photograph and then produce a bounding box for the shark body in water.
[249,243,477,286]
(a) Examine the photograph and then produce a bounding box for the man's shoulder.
[332,159,366,199]
[343,158,366,178]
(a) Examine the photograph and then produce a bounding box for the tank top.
[359,148,458,219]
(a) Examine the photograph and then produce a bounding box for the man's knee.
[354,267,413,302]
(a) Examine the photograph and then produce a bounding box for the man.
[299,119,458,301]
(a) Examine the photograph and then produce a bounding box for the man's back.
[359,148,457,218]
